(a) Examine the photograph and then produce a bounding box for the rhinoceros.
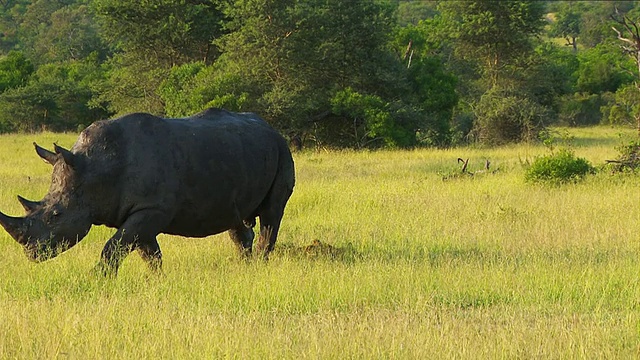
[0,108,295,275]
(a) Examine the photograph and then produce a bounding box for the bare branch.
[612,26,635,46]
[403,39,413,60]
[619,12,640,38]
[621,16,634,34]
[611,7,640,136]
[458,158,469,173]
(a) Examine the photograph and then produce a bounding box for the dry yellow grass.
[0,126,639,358]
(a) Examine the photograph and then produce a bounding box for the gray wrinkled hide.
[0,108,295,275]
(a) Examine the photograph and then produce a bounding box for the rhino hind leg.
[255,211,283,260]
[228,224,254,259]
[254,163,294,260]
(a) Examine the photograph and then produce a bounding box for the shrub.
[525,149,595,184]
[558,92,606,126]
[473,88,549,145]
[604,140,640,173]
[600,84,640,127]
[329,88,416,148]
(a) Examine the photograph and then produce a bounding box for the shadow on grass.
[273,240,633,268]
[274,240,361,263]
[274,241,505,266]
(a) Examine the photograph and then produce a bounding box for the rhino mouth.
[24,239,74,262]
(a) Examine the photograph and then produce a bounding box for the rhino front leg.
[95,210,168,276]
[95,232,133,276]
[136,238,162,273]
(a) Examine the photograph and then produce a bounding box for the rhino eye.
[52,209,62,217]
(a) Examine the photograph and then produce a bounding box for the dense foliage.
[525,148,595,184]
[0,0,638,148]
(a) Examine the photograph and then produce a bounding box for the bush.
[473,88,549,145]
[600,84,640,126]
[604,140,640,173]
[525,149,595,184]
[330,88,416,148]
[558,92,607,126]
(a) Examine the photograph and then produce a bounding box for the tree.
[439,1,546,87]
[330,87,414,148]
[157,61,208,117]
[397,0,437,26]
[0,0,30,53]
[550,1,585,52]
[439,1,550,144]
[201,0,411,147]
[91,0,226,116]
[18,0,106,64]
[580,1,635,48]
[611,5,640,134]
[393,18,459,145]
[577,43,634,94]
[0,57,109,132]
[93,0,225,66]
[524,42,577,114]
[91,53,168,115]
[0,50,32,92]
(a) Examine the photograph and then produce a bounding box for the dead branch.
[403,39,413,60]
[611,25,635,46]
[457,158,469,173]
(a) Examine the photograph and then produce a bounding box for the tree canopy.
[0,0,638,146]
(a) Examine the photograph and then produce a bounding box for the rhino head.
[0,143,92,262]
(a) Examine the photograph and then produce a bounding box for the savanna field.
[0,127,639,358]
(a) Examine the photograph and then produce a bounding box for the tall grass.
[0,127,639,358]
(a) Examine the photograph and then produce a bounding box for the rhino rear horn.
[53,143,76,168]
[0,210,26,244]
[17,195,40,213]
[34,142,57,165]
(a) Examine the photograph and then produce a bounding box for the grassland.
[0,127,639,358]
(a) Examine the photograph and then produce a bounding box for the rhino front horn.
[0,210,26,245]
[17,195,40,213]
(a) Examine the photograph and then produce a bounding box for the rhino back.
[74,109,288,237]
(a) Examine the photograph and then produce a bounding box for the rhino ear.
[53,143,76,168]
[34,142,57,165]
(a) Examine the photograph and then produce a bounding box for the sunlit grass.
[0,126,639,358]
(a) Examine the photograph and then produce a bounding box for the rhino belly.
[161,189,265,238]
[162,210,242,237]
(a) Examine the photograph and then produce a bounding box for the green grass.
[1,127,639,358]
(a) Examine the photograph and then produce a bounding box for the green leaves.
[525,149,595,184]
[0,59,109,132]
[0,51,33,92]
[473,87,549,145]
[330,88,396,148]
[92,0,224,66]
[440,1,546,74]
